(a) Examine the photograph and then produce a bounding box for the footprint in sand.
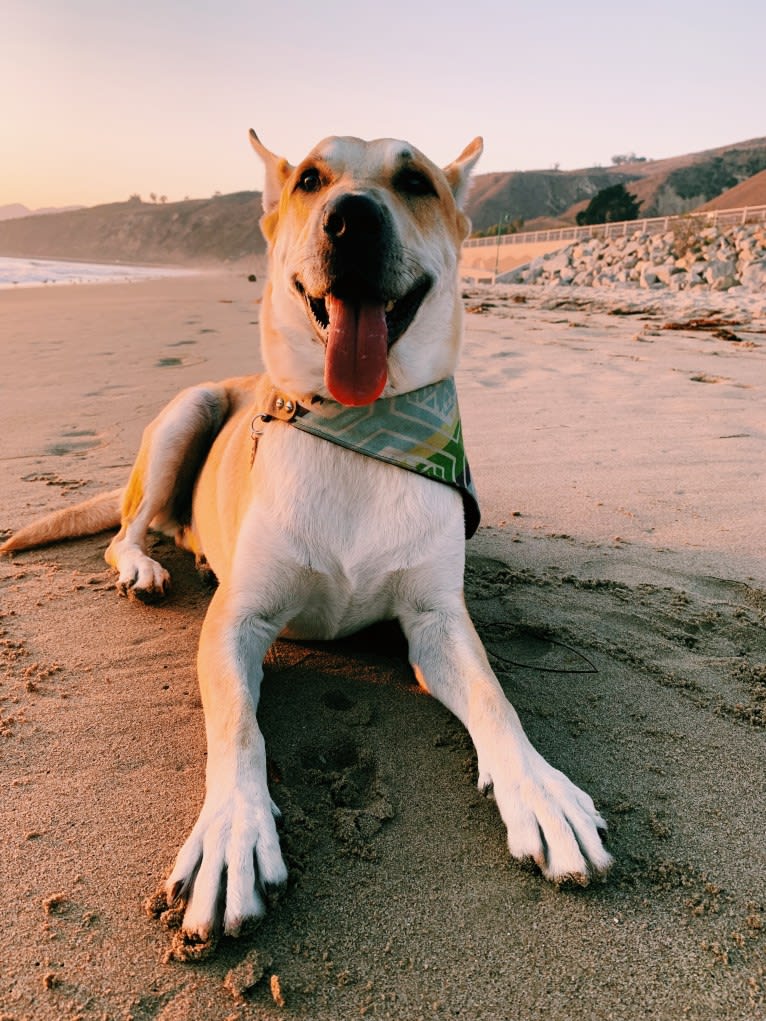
[154,354,206,368]
[44,429,107,456]
[299,736,394,857]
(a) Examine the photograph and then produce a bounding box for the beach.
[1,269,764,1020]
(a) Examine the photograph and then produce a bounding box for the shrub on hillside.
[667,148,766,202]
[576,184,642,226]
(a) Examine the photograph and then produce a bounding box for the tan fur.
[0,489,122,552]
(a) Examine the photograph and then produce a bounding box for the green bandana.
[289,378,480,539]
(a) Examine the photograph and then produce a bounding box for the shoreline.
[0,254,209,290]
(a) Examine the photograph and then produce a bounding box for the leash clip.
[249,413,273,468]
[250,412,273,440]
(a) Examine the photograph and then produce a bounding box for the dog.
[1,131,612,952]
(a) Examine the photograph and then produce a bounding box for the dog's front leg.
[105,383,229,598]
[400,595,613,884]
[163,582,289,943]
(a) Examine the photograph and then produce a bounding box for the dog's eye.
[297,168,323,194]
[394,168,437,198]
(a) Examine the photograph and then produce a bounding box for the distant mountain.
[0,204,32,221]
[0,203,84,221]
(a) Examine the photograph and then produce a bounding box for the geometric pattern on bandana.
[290,377,480,538]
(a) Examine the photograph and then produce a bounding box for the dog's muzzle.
[295,192,432,407]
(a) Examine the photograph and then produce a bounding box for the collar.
[251,377,480,539]
[253,385,319,423]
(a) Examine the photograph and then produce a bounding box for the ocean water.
[0,256,193,289]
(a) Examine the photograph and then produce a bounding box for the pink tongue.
[324,294,388,406]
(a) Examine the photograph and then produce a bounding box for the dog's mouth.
[294,276,432,406]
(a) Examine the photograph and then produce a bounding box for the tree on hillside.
[576,183,642,225]
[611,152,647,165]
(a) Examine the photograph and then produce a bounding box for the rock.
[654,264,677,286]
[741,259,766,289]
[545,250,572,274]
[668,270,688,291]
[573,270,594,285]
[705,257,738,290]
[639,265,661,288]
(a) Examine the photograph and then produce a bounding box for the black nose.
[323,193,385,242]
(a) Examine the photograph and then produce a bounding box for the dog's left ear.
[443,137,483,209]
[249,130,294,214]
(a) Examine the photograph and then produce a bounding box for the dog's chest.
[248,425,464,637]
[259,423,459,560]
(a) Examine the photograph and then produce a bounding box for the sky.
[2,0,765,209]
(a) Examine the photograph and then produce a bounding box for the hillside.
[1,136,765,265]
[0,192,266,264]
[698,167,766,211]
[465,169,638,234]
[465,136,766,231]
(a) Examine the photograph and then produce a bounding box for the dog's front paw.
[112,550,171,600]
[482,745,612,885]
[152,789,288,950]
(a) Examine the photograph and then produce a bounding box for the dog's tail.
[0,489,123,554]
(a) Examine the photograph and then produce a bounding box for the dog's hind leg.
[399,589,613,885]
[105,384,230,599]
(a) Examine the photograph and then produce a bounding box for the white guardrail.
[463,205,766,250]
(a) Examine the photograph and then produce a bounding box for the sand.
[1,269,764,1020]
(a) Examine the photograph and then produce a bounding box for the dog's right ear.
[249,130,294,215]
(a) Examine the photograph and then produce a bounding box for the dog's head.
[251,132,482,405]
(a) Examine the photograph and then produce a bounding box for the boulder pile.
[502,222,766,291]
